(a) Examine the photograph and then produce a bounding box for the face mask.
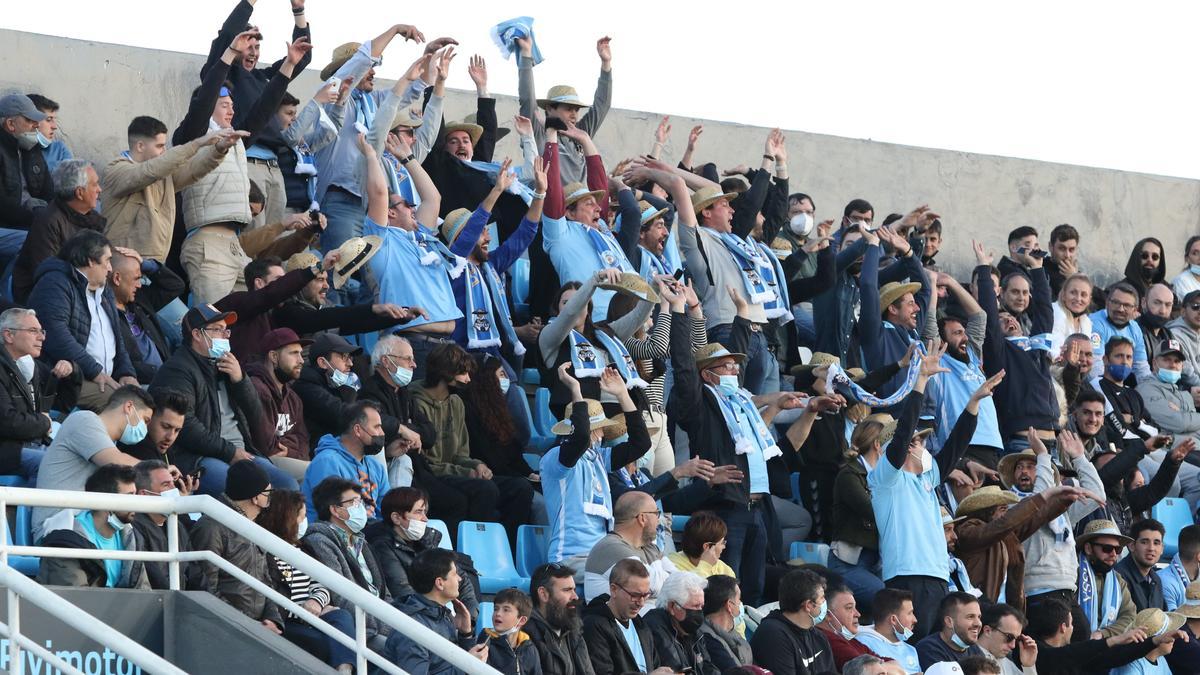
[1106,363,1132,382]
[1190,264,1200,276]
[390,365,414,388]
[15,132,38,151]
[679,608,705,634]
[296,517,308,539]
[35,131,51,148]
[909,447,933,473]
[121,411,148,445]
[1157,368,1182,385]
[499,624,521,636]
[893,618,914,642]
[14,354,34,383]
[208,337,231,360]
[344,502,367,533]
[499,377,511,395]
[950,631,971,650]
[403,517,427,541]
[789,213,815,237]
[717,375,739,396]
[364,433,385,454]
[331,368,352,388]
[838,624,854,640]
[108,514,126,530]
[1142,313,1167,329]
[810,599,828,624]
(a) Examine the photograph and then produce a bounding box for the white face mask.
[14,354,34,383]
[404,517,428,541]
[789,213,815,237]
[297,516,308,539]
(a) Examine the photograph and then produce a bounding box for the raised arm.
[516,38,542,145]
[576,37,613,136]
[203,0,256,77]
[357,134,388,225]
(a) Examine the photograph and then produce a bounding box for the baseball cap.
[1159,338,1185,359]
[260,327,312,354]
[310,332,363,360]
[182,304,238,333]
[0,94,46,122]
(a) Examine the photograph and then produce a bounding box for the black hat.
[311,333,364,360]
[1159,338,1186,360]
[183,304,238,333]
[225,459,270,501]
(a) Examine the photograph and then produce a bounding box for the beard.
[472,243,489,262]
[546,598,583,632]
[274,365,297,384]
[1089,557,1114,575]
[1141,265,1157,281]
[947,341,970,363]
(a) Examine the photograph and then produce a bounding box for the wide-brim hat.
[597,272,660,304]
[331,236,381,289]
[602,411,664,443]
[464,112,508,141]
[564,182,606,209]
[537,85,589,109]
[320,42,361,81]
[875,416,932,447]
[879,281,922,314]
[789,352,841,376]
[1076,519,1133,547]
[444,121,483,146]
[439,208,475,246]
[1176,581,1200,619]
[941,506,967,526]
[691,185,738,215]
[998,449,1039,489]
[955,485,1020,518]
[285,250,321,274]
[391,104,424,130]
[637,200,668,228]
[695,343,746,372]
[551,399,618,436]
[1132,608,1187,637]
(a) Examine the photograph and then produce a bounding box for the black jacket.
[642,608,706,674]
[524,608,595,675]
[293,364,358,450]
[0,346,55,473]
[749,610,836,675]
[1035,636,1158,675]
[0,128,52,230]
[131,512,208,591]
[358,370,437,448]
[362,519,480,619]
[272,297,408,341]
[117,262,184,384]
[581,595,658,675]
[149,345,265,471]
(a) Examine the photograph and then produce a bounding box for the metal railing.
[0,487,500,675]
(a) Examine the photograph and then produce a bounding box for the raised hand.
[726,285,748,311]
[972,239,994,267]
[1058,429,1086,459]
[560,124,592,144]
[285,36,312,65]
[516,36,533,58]
[556,362,582,399]
[434,46,457,83]
[898,204,940,231]
[687,125,703,151]
[672,457,717,481]
[596,36,612,64]
[918,341,950,379]
[877,226,912,256]
[493,158,516,193]
[764,128,784,160]
[532,156,548,194]
[598,366,627,396]
[398,25,428,44]
[970,370,1006,402]
[467,54,487,89]
[1170,437,1197,463]
[596,267,622,286]
[230,28,261,54]
[514,114,533,138]
[403,53,429,83]
[654,116,671,145]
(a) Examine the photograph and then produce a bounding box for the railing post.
[1,497,9,570]
[166,512,180,591]
[355,606,367,675]
[7,588,20,675]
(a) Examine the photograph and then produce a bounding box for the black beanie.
[225,460,269,501]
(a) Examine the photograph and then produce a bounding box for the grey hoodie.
[1167,317,1200,386]
[1021,452,1105,595]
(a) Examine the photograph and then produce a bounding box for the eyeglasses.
[203,327,232,337]
[1092,543,1123,555]
[615,584,652,602]
[1107,300,1136,311]
[389,199,412,210]
[994,628,1020,644]
[706,363,740,374]
[8,327,45,336]
[339,497,364,508]
[640,510,663,519]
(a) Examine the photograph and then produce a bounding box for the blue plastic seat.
[427,519,453,550]
[521,368,541,386]
[457,521,530,594]
[790,472,803,505]
[516,390,555,453]
[788,541,830,566]
[0,475,27,488]
[672,515,690,534]
[533,388,558,439]
[476,601,494,637]
[516,525,549,577]
[1153,497,1195,558]
[511,258,531,321]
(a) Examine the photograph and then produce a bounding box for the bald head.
[615,491,656,523]
[614,491,659,547]
[112,252,140,275]
[1144,283,1174,320]
[109,251,142,306]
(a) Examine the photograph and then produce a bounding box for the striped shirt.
[270,554,331,619]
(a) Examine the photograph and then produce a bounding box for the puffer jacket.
[181,121,251,231]
[189,495,282,624]
[523,608,595,675]
[26,257,135,381]
[0,127,52,230]
[0,345,55,474]
[300,520,390,640]
[384,592,475,675]
[37,509,149,589]
[478,629,544,675]
[362,520,481,619]
[13,198,107,303]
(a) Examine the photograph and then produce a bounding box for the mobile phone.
[307,209,322,233]
[190,467,206,480]
[673,269,685,281]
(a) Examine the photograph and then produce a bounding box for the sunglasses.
[1189,303,1200,312]
[1141,252,1161,261]
[1091,543,1123,555]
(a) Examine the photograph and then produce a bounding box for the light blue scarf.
[594,329,648,390]
[1006,333,1054,352]
[568,330,604,378]
[755,240,793,323]
[411,225,466,278]
[584,225,631,272]
[714,232,774,305]
[351,89,376,133]
[1078,554,1123,633]
[464,263,501,350]
[460,160,538,205]
[490,16,545,65]
[824,345,925,408]
[705,384,782,461]
[638,245,671,279]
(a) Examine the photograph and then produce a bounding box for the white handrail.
[0,567,185,674]
[0,487,499,675]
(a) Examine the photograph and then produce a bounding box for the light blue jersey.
[542,215,633,321]
[363,217,470,329]
[854,627,920,674]
[541,444,612,562]
[870,454,949,582]
[923,350,1002,454]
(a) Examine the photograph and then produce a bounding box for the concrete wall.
[3,28,1198,282]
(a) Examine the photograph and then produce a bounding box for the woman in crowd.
[828,414,891,615]
[667,510,736,578]
[462,355,537,481]
[256,490,356,673]
[1172,235,1200,299]
[1050,272,1094,354]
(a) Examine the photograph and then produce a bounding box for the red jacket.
[818,626,881,671]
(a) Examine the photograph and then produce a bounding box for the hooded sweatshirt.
[478,628,544,675]
[300,433,391,522]
[1122,236,1167,301]
[246,362,309,460]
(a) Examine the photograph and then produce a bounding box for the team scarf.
[713,232,775,305]
[568,330,605,378]
[948,555,981,597]
[351,89,377,133]
[411,225,467,279]
[464,263,503,350]
[755,240,793,323]
[584,225,631,272]
[490,16,545,66]
[579,444,614,526]
[1078,554,1123,633]
[705,383,783,461]
[1169,553,1194,591]
[638,245,671,279]
[1006,333,1054,352]
[824,343,926,408]
[1012,484,1072,546]
[461,160,538,205]
[593,329,648,389]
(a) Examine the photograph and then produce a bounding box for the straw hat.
[955,486,1020,518]
[564,182,606,209]
[941,506,966,526]
[391,104,424,130]
[845,368,867,382]
[597,272,660,304]
[998,449,1039,489]
[321,42,361,81]
[879,281,922,314]
[1132,608,1187,637]
[637,200,668,228]
[789,352,841,376]
[602,411,664,443]
[537,85,589,109]
[439,208,475,246]
[551,399,618,436]
[874,414,932,447]
[285,250,321,274]
[1076,519,1133,547]
[1174,581,1200,619]
[695,343,746,371]
[331,236,382,289]
[690,185,739,215]
[444,121,483,146]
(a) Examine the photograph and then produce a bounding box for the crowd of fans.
[6,2,1200,674]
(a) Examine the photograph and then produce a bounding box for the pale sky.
[7,1,1199,179]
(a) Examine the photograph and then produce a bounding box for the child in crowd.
[477,588,543,675]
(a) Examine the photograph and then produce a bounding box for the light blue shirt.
[245,144,276,161]
[923,350,1002,453]
[618,618,647,672]
[75,511,122,588]
[1157,553,1195,611]
[541,444,611,562]
[1089,309,1150,381]
[869,451,949,581]
[82,274,115,375]
[542,215,633,321]
[362,217,480,329]
[854,628,920,674]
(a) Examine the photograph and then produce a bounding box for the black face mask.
[364,434,385,454]
[679,608,704,635]
[1142,314,1167,329]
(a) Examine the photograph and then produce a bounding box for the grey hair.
[842,655,885,675]
[52,159,92,201]
[656,571,707,609]
[133,459,170,492]
[371,334,411,368]
[0,308,36,333]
